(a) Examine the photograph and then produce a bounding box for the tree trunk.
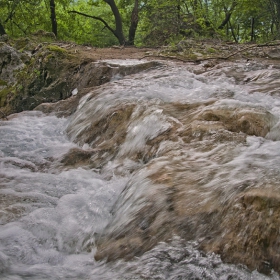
[250,17,255,42]
[274,0,280,38]
[229,20,238,42]
[218,1,237,30]
[128,0,139,45]
[218,11,232,30]
[50,0,57,37]
[104,0,126,45]
[0,21,6,36]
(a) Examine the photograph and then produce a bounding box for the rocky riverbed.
[2,33,280,277]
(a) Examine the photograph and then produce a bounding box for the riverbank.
[1,33,280,118]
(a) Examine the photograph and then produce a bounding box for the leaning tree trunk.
[128,0,139,45]
[104,0,126,45]
[50,0,57,37]
[218,1,237,30]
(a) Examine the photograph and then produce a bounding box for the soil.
[55,43,157,61]
[59,39,280,62]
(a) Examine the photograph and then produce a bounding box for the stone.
[66,95,280,274]
[0,43,25,85]
[265,48,280,59]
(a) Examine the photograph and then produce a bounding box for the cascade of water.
[1,59,280,279]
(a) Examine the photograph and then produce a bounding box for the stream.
[1,59,280,279]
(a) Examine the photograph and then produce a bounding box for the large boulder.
[0,43,25,111]
[0,42,25,84]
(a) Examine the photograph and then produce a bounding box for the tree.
[104,0,125,44]
[128,0,138,45]
[218,1,237,30]
[268,0,280,38]
[0,0,278,46]
[0,0,50,37]
[0,21,6,35]
[50,0,58,37]
[69,0,139,45]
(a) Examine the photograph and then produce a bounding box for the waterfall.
[1,59,280,279]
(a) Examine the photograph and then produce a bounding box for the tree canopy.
[0,0,279,46]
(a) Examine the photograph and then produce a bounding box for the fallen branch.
[141,41,280,63]
[221,42,280,60]
[140,54,198,63]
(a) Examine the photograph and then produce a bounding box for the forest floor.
[56,38,280,63]
[62,44,156,60]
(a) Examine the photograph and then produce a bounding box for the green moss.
[25,57,35,65]
[13,38,30,50]
[17,84,23,91]
[0,80,7,86]
[207,47,217,54]
[33,69,41,77]
[46,45,67,54]
[14,65,30,82]
[188,53,198,60]
[44,54,55,62]
[0,87,13,107]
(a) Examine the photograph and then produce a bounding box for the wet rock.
[265,48,280,59]
[0,43,25,85]
[201,188,280,274]
[59,147,94,168]
[1,39,162,116]
[34,95,80,117]
[68,93,280,274]
[33,60,161,117]
[198,103,277,137]
[95,161,280,274]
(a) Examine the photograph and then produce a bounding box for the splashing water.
[1,59,280,279]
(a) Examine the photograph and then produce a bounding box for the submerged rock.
[93,116,280,274]
[65,64,280,274]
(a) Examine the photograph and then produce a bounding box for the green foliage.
[0,0,279,46]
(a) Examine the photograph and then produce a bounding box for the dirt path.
[58,43,156,61]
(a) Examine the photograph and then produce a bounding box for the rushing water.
[1,59,280,279]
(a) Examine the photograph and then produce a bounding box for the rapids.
[1,58,280,279]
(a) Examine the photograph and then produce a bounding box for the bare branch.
[68,10,117,38]
[12,20,27,35]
